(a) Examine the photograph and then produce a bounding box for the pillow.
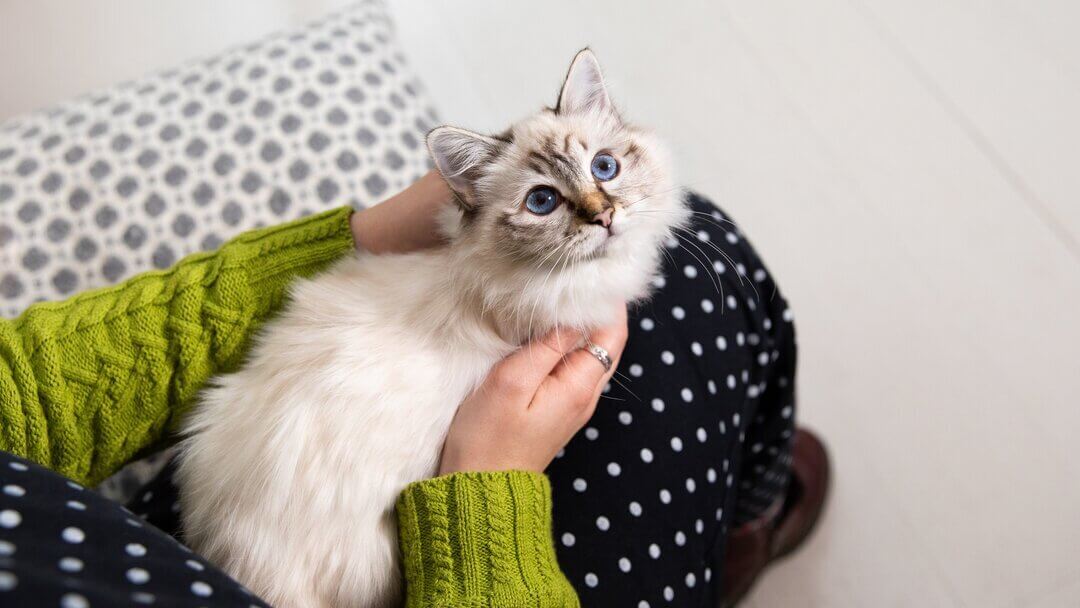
[0,0,437,319]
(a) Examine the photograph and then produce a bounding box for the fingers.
[488,325,583,399]
[547,304,629,403]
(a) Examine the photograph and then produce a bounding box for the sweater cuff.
[397,471,579,608]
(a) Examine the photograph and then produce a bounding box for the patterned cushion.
[0,0,437,319]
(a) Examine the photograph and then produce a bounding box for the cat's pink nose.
[592,208,614,229]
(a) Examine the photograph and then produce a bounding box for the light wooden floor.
[387,1,1080,606]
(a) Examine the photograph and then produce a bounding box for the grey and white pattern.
[0,0,436,319]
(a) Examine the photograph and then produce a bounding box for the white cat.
[176,49,688,607]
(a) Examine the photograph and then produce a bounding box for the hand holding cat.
[438,303,629,475]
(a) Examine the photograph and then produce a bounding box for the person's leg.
[0,450,267,607]
[545,192,797,606]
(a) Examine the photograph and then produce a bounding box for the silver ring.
[586,343,613,372]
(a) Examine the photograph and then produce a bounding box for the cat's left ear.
[427,126,503,209]
[556,48,613,117]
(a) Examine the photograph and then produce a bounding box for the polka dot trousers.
[0,193,796,607]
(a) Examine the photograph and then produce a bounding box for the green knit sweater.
[0,207,578,607]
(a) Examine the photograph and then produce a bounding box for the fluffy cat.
[176,49,688,607]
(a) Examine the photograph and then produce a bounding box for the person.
[0,171,828,607]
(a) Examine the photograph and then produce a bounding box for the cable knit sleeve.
[397,471,580,608]
[0,206,356,486]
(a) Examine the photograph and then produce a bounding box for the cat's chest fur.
[174,250,554,608]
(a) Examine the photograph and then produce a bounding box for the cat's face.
[428,49,685,279]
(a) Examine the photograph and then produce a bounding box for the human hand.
[438,304,629,475]
[349,170,452,254]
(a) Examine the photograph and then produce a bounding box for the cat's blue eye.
[525,187,560,215]
[591,153,619,181]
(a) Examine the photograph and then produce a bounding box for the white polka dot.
[638,601,650,608]
[664,586,675,601]
[685,478,696,493]
[573,478,588,492]
[2,485,25,497]
[584,427,599,440]
[602,382,612,394]
[726,295,738,309]
[132,592,155,605]
[126,543,147,557]
[629,501,643,517]
[596,516,610,531]
[125,518,143,528]
[695,519,705,534]
[0,571,16,592]
[0,510,21,529]
[705,567,713,583]
[701,299,714,313]
[680,388,693,402]
[0,541,13,556]
[686,572,697,588]
[736,332,746,346]
[671,306,685,320]
[66,500,86,511]
[752,442,764,454]
[781,405,793,419]
[757,352,770,366]
[640,448,654,463]
[584,573,599,588]
[733,413,741,427]
[619,557,632,572]
[640,317,655,331]
[629,364,643,377]
[190,581,213,597]
[618,411,633,425]
[664,236,679,249]
[706,468,717,483]
[652,276,666,289]
[690,342,703,356]
[683,265,697,279]
[127,567,150,584]
[719,420,727,434]
[707,380,717,394]
[66,481,83,490]
[783,308,794,322]
[670,437,683,452]
[607,462,622,477]
[726,232,738,244]
[60,593,89,608]
[726,374,737,389]
[696,427,708,443]
[651,398,664,412]
[727,474,734,487]
[716,507,724,521]
[659,489,672,504]
[716,336,727,351]
[562,532,576,547]
[7,462,27,472]
[660,351,675,365]
[764,318,773,330]
[649,543,661,559]
[675,531,687,546]
[58,557,83,573]
[185,559,205,572]
[748,385,761,398]
[712,260,726,274]
[61,527,84,544]
[696,230,710,242]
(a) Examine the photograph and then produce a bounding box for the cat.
[175,49,689,608]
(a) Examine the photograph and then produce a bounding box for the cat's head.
[427,49,687,317]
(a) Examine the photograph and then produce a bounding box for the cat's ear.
[556,48,613,116]
[427,126,503,208]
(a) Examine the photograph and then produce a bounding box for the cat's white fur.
[176,50,687,607]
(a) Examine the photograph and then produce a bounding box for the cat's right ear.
[427,126,502,209]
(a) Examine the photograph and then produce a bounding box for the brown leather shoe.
[719,428,830,607]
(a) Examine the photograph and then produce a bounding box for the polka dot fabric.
[0,0,436,319]
[544,193,797,606]
[0,452,268,607]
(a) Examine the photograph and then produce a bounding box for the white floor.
[387,2,1080,607]
[3,1,1079,606]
